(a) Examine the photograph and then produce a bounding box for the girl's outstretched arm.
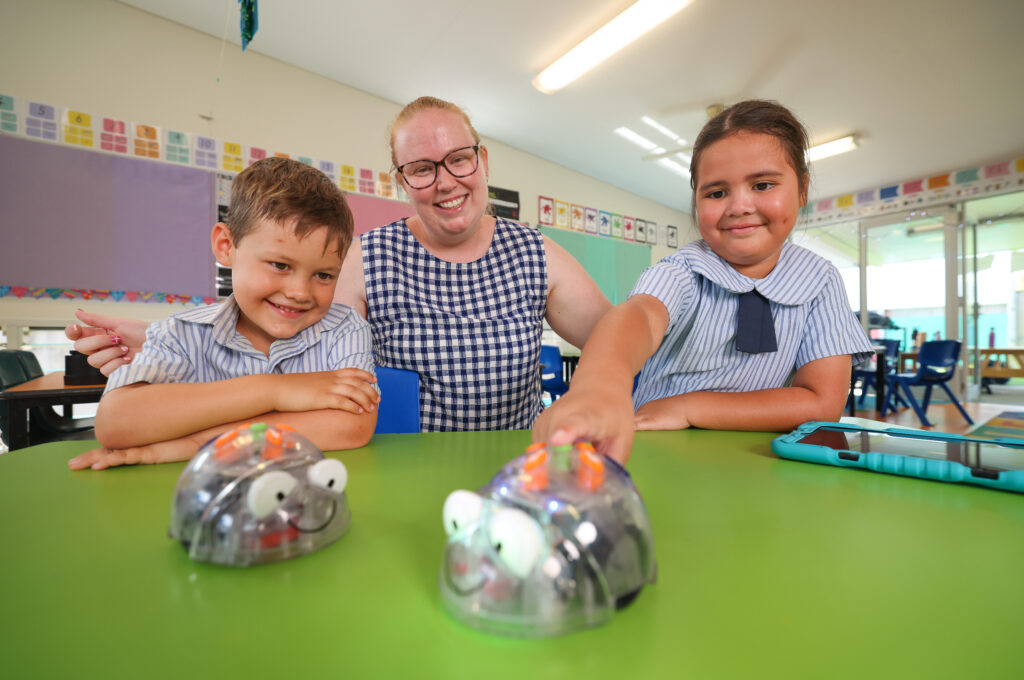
[634,354,851,432]
[532,294,668,464]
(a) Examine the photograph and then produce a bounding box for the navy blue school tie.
[735,290,777,354]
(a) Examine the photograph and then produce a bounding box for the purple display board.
[1,134,216,297]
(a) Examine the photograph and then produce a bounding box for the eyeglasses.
[396,145,481,189]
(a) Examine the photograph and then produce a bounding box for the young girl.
[533,100,873,463]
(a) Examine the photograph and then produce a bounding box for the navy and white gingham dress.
[362,218,548,431]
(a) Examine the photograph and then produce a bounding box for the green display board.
[542,228,652,304]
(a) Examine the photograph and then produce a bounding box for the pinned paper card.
[339,164,356,192]
[538,196,554,226]
[599,211,612,237]
[571,204,584,231]
[636,219,647,242]
[273,151,290,159]
[100,117,129,154]
[666,225,679,248]
[25,102,58,141]
[609,213,620,238]
[554,200,569,228]
[377,172,395,198]
[63,109,95,147]
[646,220,657,245]
[222,141,244,172]
[584,207,598,234]
[623,216,635,241]
[836,195,854,208]
[132,123,160,159]
[0,94,19,133]
[245,145,267,167]
[195,136,218,169]
[318,160,338,182]
[164,130,190,164]
[297,156,313,166]
[358,168,375,194]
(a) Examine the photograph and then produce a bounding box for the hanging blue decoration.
[239,0,258,51]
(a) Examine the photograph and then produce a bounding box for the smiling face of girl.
[694,130,807,279]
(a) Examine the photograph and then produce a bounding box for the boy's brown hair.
[226,157,354,257]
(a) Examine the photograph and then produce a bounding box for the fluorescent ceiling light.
[533,0,693,94]
[807,135,858,162]
[657,157,690,177]
[641,116,685,144]
[614,126,660,151]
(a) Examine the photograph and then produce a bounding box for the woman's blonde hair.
[388,96,481,169]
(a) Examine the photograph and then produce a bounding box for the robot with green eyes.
[439,442,657,637]
[169,423,351,566]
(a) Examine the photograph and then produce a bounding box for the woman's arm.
[542,236,612,348]
[532,294,669,463]
[633,354,852,432]
[65,309,151,375]
[335,240,368,319]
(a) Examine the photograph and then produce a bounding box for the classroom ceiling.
[119,0,1024,214]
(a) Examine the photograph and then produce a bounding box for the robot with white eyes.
[440,442,657,637]
[169,423,350,566]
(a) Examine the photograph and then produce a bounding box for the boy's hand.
[68,436,200,471]
[65,309,149,376]
[531,386,636,465]
[634,395,692,431]
[273,369,380,414]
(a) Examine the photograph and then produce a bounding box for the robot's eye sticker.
[486,507,545,579]
[307,458,348,494]
[246,470,298,518]
[443,490,484,536]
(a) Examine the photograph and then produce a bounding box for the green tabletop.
[1,430,1022,679]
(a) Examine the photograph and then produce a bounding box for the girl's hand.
[272,369,380,414]
[65,309,149,376]
[531,387,636,465]
[633,395,692,431]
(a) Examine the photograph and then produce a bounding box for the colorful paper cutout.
[132,123,160,158]
[623,216,635,241]
[63,109,95,147]
[570,204,584,231]
[601,212,613,237]
[164,129,190,164]
[646,220,657,245]
[222,141,244,172]
[195,136,218,169]
[26,102,58,141]
[0,94,17,133]
[246,145,267,167]
[538,196,554,226]
[101,116,129,154]
[584,207,598,234]
[554,200,569,228]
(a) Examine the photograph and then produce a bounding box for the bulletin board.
[541,227,651,304]
[0,134,217,297]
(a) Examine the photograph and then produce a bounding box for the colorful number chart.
[164,129,190,164]
[222,141,244,172]
[318,160,338,182]
[358,168,375,194]
[623,216,635,241]
[584,207,598,234]
[555,200,569,228]
[194,136,218,169]
[132,123,160,159]
[599,211,612,236]
[100,117,129,153]
[63,109,95,147]
[26,102,58,141]
[245,145,267,167]
[571,204,584,231]
[340,164,356,192]
[0,94,18,133]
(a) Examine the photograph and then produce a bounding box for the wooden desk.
[0,372,104,450]
[2,431,1022,678]
[978,347,1024,380]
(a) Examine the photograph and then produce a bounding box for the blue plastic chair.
[854,339,908,408]
[374,366,420,434]
[539,345,569,402]
[883,340,973,427]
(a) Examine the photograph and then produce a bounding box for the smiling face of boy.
[212,218,343,355]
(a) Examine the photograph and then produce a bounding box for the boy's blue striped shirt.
[630,240,873,408]
[105,296,375,391]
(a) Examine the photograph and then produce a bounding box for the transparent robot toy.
[439,442,657,637]
[169,422,351,566]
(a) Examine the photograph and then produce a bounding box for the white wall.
[0,0,692,332]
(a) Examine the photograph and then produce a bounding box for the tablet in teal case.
[771,421,1024,493]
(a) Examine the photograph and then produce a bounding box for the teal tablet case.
[771,421,1024,493]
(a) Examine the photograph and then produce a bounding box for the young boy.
[69,157,380,471]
